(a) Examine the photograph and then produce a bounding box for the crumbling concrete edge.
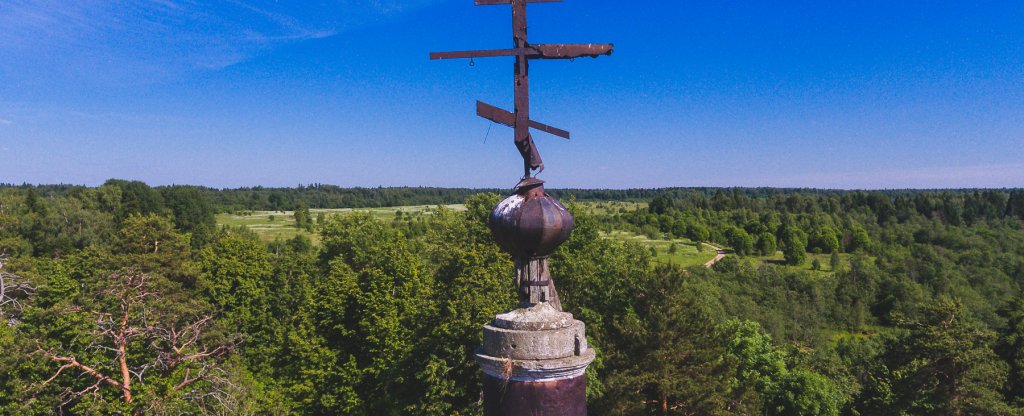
[475,348,595,383]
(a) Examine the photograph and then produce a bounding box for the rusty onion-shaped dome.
[490,178,574,258]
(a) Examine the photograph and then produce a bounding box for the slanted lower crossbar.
[477,101,570,140]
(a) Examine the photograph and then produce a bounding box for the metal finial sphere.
[489,179,574,258]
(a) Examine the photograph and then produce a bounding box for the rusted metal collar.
[514,177,546,197]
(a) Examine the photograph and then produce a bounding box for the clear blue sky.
[1,0,1022,189]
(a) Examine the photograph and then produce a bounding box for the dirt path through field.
[703,243,727,267]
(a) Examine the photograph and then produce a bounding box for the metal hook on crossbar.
[470,58,475,67]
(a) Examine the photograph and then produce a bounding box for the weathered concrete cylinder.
[476,303,594,416]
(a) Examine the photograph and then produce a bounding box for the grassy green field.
[216,210,312,242]
[216,204,466,242]
[737,251,858,278]
[578,201,647,215]
[220,203,712,268]
[600,230,719,268]
[219,203,850,276]
[219,200,650,243]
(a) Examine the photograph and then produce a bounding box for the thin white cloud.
[0,1,441,83]
[242,29,337,44]
[0,119,12,125]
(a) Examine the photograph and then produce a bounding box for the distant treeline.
[0,182,498,213]
[3,181,1021,213]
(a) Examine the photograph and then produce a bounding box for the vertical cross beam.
[512,0,539,176]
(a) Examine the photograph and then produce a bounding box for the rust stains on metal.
[482,373,587,416]
[428,44,613,61]
[489,179,574,259]
[531,43,614,59]
[430,0,613,179]
[490,178,573,309]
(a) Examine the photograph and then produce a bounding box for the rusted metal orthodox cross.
[431,0,613,179]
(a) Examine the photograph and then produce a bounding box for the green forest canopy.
[1,181,1024,415]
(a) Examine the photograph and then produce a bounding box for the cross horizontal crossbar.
[430,44,613,61]
[431,48,520,60]
[477,101,570,139]
[475,0,561,5]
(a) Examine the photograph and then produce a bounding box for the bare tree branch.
[39,269,242,411]
[40,351,126,394]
